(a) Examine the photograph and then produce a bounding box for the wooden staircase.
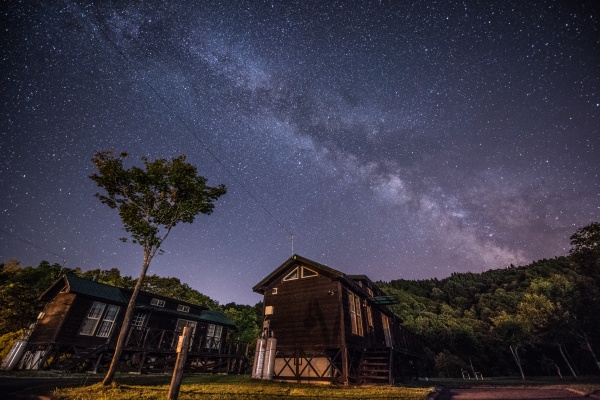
[357,349,392,384]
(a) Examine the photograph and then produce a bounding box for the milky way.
[1,1,598,305]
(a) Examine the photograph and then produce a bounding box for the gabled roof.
[40,275,235,327]
[252,254,344,293]
[40,274,129,304]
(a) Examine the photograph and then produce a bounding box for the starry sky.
[1,1,598,305]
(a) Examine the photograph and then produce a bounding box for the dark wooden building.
[16,275,246,374]
[253,255,424,384]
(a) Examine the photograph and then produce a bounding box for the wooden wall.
[263,274,343,350]
[29,292,75,344]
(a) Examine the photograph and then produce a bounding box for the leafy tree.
[90,150,226,385]
[570,222,600,281]
[141,275,218,309]
[0,260,73,335]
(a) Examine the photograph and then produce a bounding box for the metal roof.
[200,310,235,327]
[65,275,129,304]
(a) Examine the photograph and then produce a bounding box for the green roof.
[200,310,235,327]
[65,275,129,304]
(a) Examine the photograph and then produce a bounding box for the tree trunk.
[582,332,600,374]
[558,344,578,380]
[509,345,525,381]
[102,252,152,386]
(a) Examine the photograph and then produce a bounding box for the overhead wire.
[0,228,66,265]
[69,1,294,239]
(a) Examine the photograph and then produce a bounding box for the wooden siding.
[54,296,124,348]
[263,274,343,350]
[29,292,75,344]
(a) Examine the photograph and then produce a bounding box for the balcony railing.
[124,327,225,354]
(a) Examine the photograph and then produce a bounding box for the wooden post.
[167,327,192,400]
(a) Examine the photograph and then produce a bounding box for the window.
[150,298,165,307]
[96,305,120,338]
[177,305,190,313]
[348,292,364,336]
[283,266,319,282]
[79,302,121,337]
[79,302,106,336]
[205,324,223,349]
[301,267,318,278]
[175,319,197,334]
[365,302,373,327]
[131,313,147,328]
[283,267,299,281]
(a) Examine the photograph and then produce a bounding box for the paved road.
[437,387,586,400]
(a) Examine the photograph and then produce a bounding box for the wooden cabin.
[253,255,425,384]
[17,275,246,374]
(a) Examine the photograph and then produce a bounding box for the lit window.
[177,305,190,313]
[283,267,299,281]
[150,298,165,307]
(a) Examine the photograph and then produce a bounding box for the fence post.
[167,326,192,400]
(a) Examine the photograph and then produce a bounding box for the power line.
[71,1,294,238]
[0,228,66,264]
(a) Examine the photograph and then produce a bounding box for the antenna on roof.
[290,233,295,255]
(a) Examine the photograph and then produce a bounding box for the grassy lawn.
[53,375,432,400]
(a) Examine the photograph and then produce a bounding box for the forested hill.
[379,243,600,377]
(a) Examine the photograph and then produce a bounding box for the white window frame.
[131,313,147,328]
[96,305,120,338]
[79,302,106,336]
[301,266,318,278]
[177,305,190,313]
[175,319,197,334]
[283,267,299,281]
[150,298,165,307]
[205,323,223,349]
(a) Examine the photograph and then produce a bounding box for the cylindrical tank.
[251,337,267,379]
[261,333,277,380]
[1,340,28,371]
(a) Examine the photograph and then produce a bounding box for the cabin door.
[382,316,393,348]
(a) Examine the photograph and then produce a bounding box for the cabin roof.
[39,274,130,304]
[252,254,344,293]
[65,275,130,303]
[40,275,235,327]
[200,310,236,327]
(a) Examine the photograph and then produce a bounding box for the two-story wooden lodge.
[253,255,425,384]
[15,275,246,374]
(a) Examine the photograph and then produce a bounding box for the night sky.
[1,1,598,305]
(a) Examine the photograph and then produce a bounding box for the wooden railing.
[124,327,245,356]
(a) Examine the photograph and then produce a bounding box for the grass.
[52,375,432,400]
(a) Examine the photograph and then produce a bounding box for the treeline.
[1,223,598,378]
[0,260,261,358]
[379,222,600,378]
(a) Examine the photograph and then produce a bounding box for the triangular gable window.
[283,267,299,281]
[301,267,318,278]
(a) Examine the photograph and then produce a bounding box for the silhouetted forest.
[1,222,598,378]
